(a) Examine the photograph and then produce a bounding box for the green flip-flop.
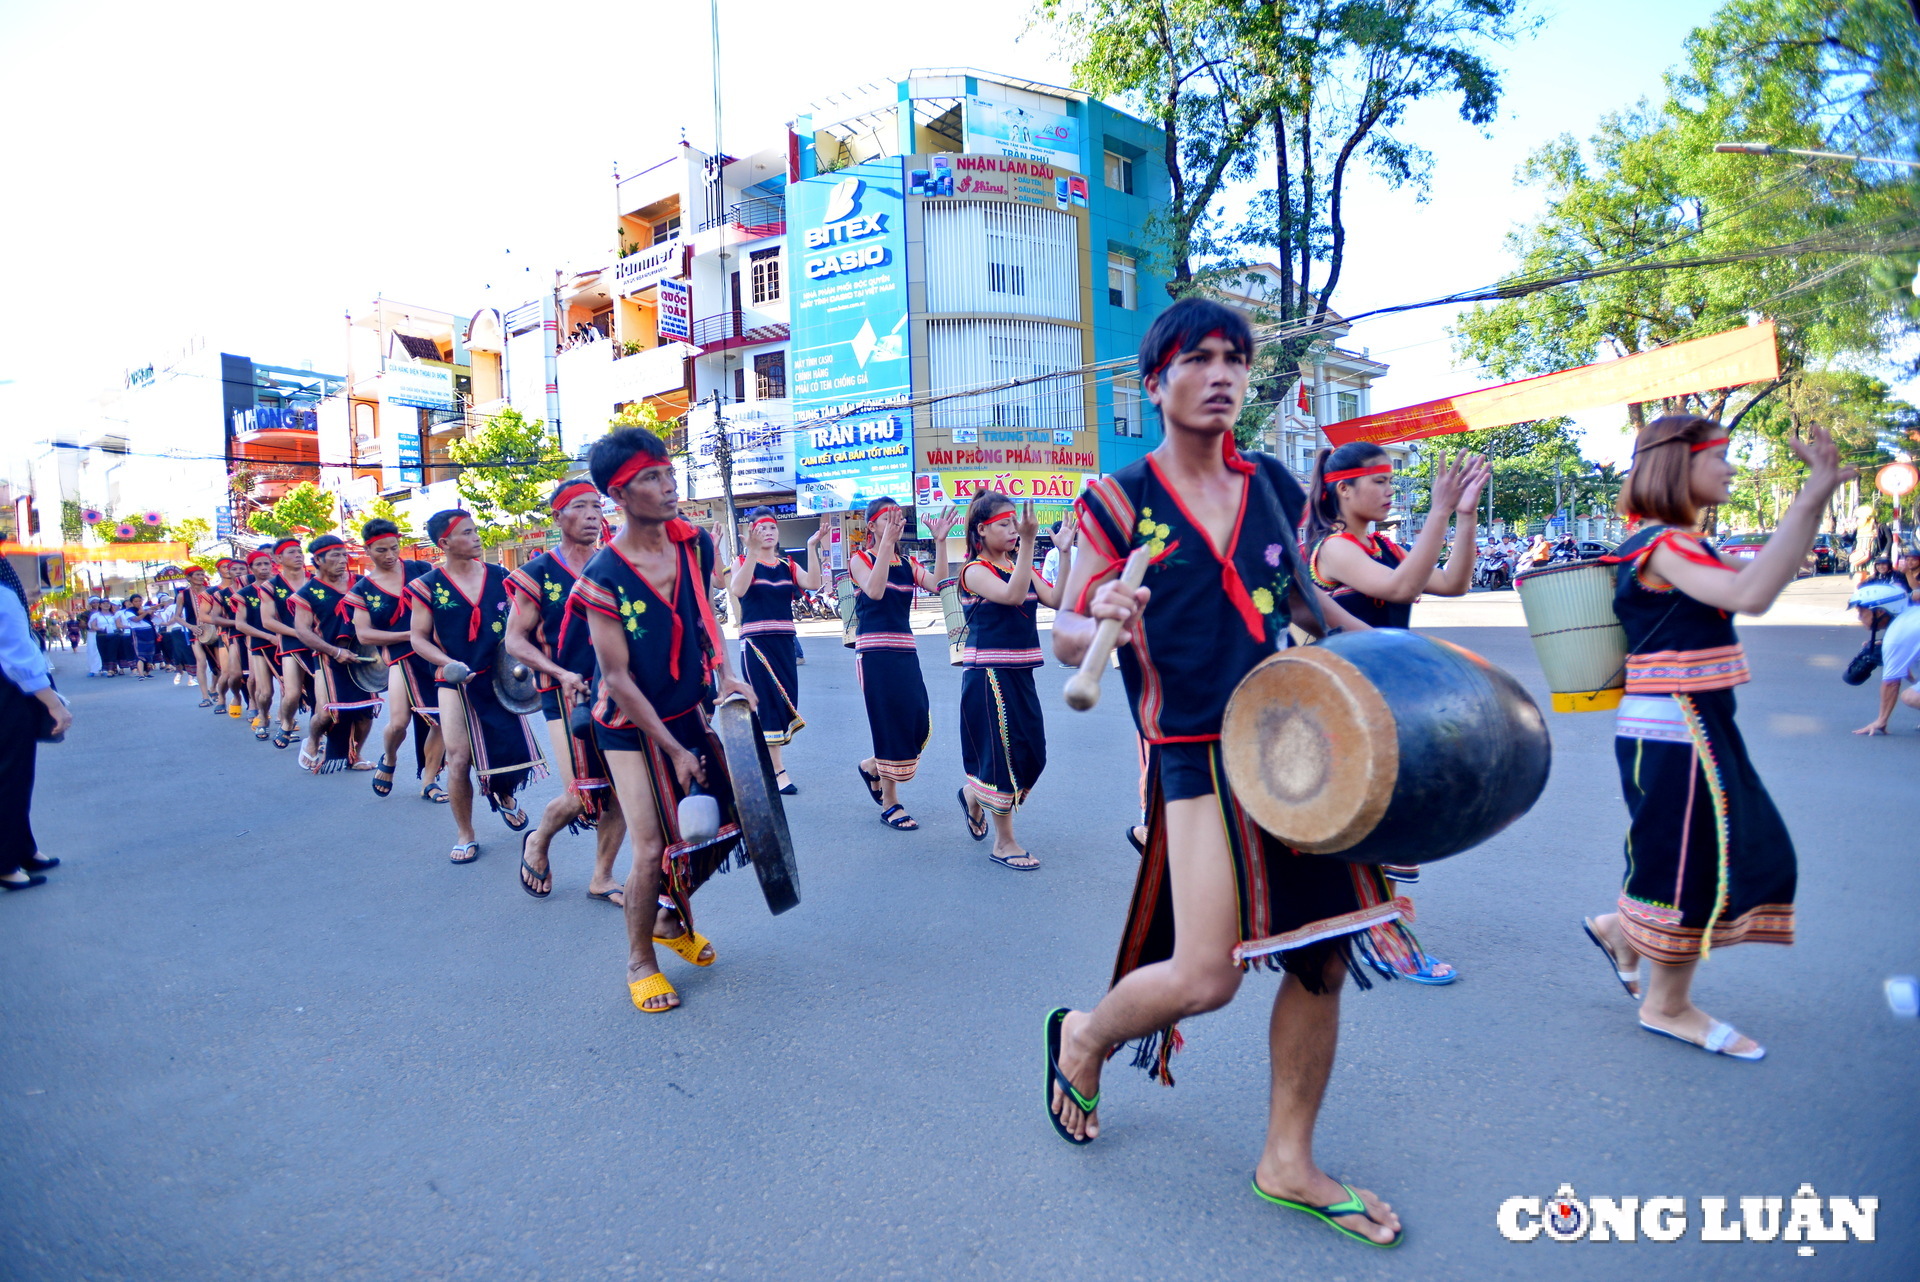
[1251,1178,1403,1248]
[1043,1007,1099,1146]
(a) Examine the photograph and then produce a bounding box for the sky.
[1,0,1899,470]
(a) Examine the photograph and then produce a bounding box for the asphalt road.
[3,619,1915,1281]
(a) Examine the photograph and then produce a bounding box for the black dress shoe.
[23,855,59,872]
[1,873,47,891]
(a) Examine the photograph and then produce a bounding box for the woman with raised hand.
[1581,415,1853,1061]
[1301,443,1487,985]
[955,495,1072,871]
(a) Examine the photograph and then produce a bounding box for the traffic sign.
[1877,462,1917,498]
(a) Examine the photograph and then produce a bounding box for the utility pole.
[710,389,738,562]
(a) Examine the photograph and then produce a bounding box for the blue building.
[788,68,1172,531]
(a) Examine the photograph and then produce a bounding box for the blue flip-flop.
[1364,950,1459,985]
[1251,1178,1403,1248]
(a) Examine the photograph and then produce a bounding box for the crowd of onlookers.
[33,594,204,683]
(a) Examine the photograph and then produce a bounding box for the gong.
[348,643,392,695]
[492,660,543,717]
[712,695,800,914]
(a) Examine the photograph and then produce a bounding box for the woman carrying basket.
[954,494,1073,871]
[1581,414,1852,1060]
[1303,442,1488,983]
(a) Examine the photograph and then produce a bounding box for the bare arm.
[505,594,586,695]
[409,598,456,670]
[960,504,1041,605]
[1033,511,1077,610]
[1855,679,1901,736]
[1648,425,1854,615]
[919,506,958,587]
[794,518,828,591]
[727,554,757,600]
[350,606,409,649]
[1315,454,1486,604]
[288,598,340,658]
[586,608,706,788]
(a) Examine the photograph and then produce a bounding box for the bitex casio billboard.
[787,162,912,514]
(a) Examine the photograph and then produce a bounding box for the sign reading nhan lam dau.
[788,161,913,514]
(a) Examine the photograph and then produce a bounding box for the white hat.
[1850,581,1911,616]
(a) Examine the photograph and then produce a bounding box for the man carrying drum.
[575,428,754,1013]
[1046,298,1406,1248]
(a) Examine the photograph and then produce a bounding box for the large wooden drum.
[1514,560,1628,712]
[1221,629,1550,865]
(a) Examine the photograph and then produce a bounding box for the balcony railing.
[698,196,785,239]
[690,311,789,354]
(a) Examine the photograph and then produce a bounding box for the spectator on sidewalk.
[0,557,68,891]
[84,599,107,677]
[1855,590,1920,736]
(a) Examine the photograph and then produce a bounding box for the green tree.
[91,511,167,544]
[1455,0,1919,438]
[246,482,338,540]
[360,497,417,543]
[168,516,212,552]
[447,407,570,547]
[1402,418,1617,527]
[60,500,83,543]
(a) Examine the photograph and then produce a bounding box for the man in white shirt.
[84,600,106,677]
[1855,591,1920,735]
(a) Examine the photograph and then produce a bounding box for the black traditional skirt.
[960,666,1046,815]
[315,652,381,772]
[164,630,196,667]
[441,673,545,806]
[741,635,805,746]
[1613,690,1795,964]
[1116,740,1414,1084]
[857,649,930,782]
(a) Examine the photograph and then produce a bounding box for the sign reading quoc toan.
[787,162,913,514]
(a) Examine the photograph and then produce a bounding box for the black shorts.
[1157,740,1220,802]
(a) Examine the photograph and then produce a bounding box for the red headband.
[1323,463,1391,487]
[246,550,274,565]
[439,512,471,541]
[1690,438,1727,452]
[749,515,778,528]
[550,480,597,512]
[272,537,301,554]
[1148,328,1229,381]
[605,446,672,495]
[981,510,1016,527]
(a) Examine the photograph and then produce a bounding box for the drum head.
[349,643,391,695]
[713,696,800,914]
[1221,647,1399,854]
[492,661,543,716]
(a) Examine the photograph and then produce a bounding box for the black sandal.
[958,788,989,841]
[501,800,529,832]
[519,833,551,898]
[421,781,449,804]
[857,762,884,806]
[1125,825,1146,857]
[371,756,396,797]
[271,729,291,750]
[879,804,918,831]
[776,771,798,796]
[1043,1008,1098,1145]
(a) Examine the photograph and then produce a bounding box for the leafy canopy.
[446,407,570,547]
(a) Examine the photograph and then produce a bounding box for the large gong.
[712,696,800,914]
[348,643,392,695]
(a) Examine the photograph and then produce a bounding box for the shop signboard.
[397,431,423,485]
[788,161,913,513]
[681,402,795,501]
[386,359,457,410]
[657,278,692,341]
[613,237,683,296]
[915,470,1091,506]
[964,97,1081,173]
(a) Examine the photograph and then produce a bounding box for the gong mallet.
[1063,548,1150,711]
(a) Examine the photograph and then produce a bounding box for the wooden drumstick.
[1063,547,1149,712]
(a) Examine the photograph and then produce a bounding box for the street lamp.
[1714,141,1920,170]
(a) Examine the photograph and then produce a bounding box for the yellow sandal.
[628,971,679,1013]
[653,930,715,967]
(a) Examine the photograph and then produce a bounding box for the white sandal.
[1640,1018,1765,1061]
[1582,917,1641,1000]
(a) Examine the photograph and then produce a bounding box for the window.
[650,214,681,245]
[732,367,746,403]
[1336,390,1361,421]
[754,351,786,400]
[988,260,1026,295]
[1107,252,1137,310]
[1103,151,1134,195]
[750,249,781,305]
[1113,376,1141,438]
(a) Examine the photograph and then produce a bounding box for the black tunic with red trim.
[294,574,380,768]
[236,581,274,656]
[1308,531,1413,629]
[1073,450,1410,1080]
[344,561,441,735]
[957,558,1047,814]
[572,524,741,929]
[408,563,543,802]
[1601,525,1794,963]
[506,549,597,694]
[851,550,931,781]
[735,556,804,746]
[260,573,308,660]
